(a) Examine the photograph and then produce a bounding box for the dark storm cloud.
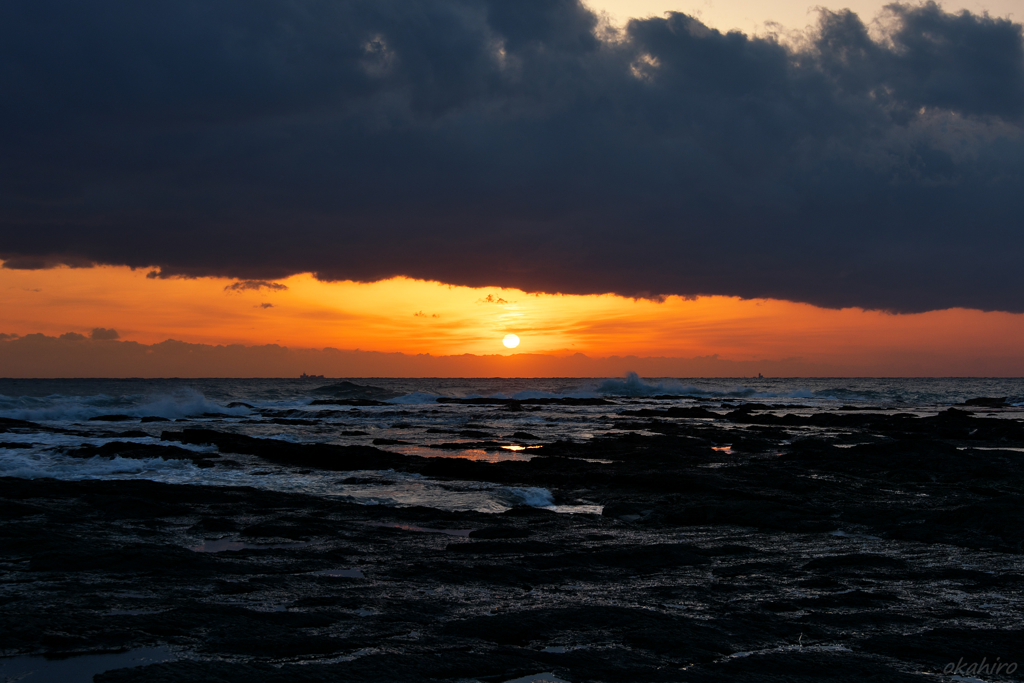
[0,0,1022,312]
[223,280,289,293]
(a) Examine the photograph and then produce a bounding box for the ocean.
[3,373,1024,681]
[2,374,1022,514]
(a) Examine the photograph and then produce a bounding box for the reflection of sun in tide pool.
[502,334,520,349]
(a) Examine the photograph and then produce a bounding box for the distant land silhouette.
[2,333,1021,377]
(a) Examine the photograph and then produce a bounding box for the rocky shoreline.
[1,403,1023,681]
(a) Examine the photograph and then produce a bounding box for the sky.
[1,0,1022,377]
[594,0,1019,35]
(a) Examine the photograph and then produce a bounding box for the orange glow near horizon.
[2,263,1024,375]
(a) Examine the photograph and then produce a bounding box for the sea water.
[2,375,1022,514]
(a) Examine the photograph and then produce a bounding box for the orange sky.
[2,263,1024,375]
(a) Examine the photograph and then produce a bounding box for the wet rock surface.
[2,404,1023,681]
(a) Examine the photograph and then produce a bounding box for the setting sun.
[502,334,520,349]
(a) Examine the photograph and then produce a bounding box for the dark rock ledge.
[1,406,1022,682]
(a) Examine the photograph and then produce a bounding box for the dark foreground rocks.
[2,472,1022,682]
[2,402,1023,682]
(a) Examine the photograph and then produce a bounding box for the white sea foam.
[0,452,198,481]
[500,486,555,507]
[0,448,567,515]
[135,389,251,419]
[0,388,249,422]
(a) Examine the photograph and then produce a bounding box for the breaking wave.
[0,388,250,422]
[498,486,556,508]
[596,372,693,397]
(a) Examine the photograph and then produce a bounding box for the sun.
[502,334,520,349]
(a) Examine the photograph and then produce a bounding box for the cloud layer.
[1,0,1022,312]
[8,333,1019,377]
